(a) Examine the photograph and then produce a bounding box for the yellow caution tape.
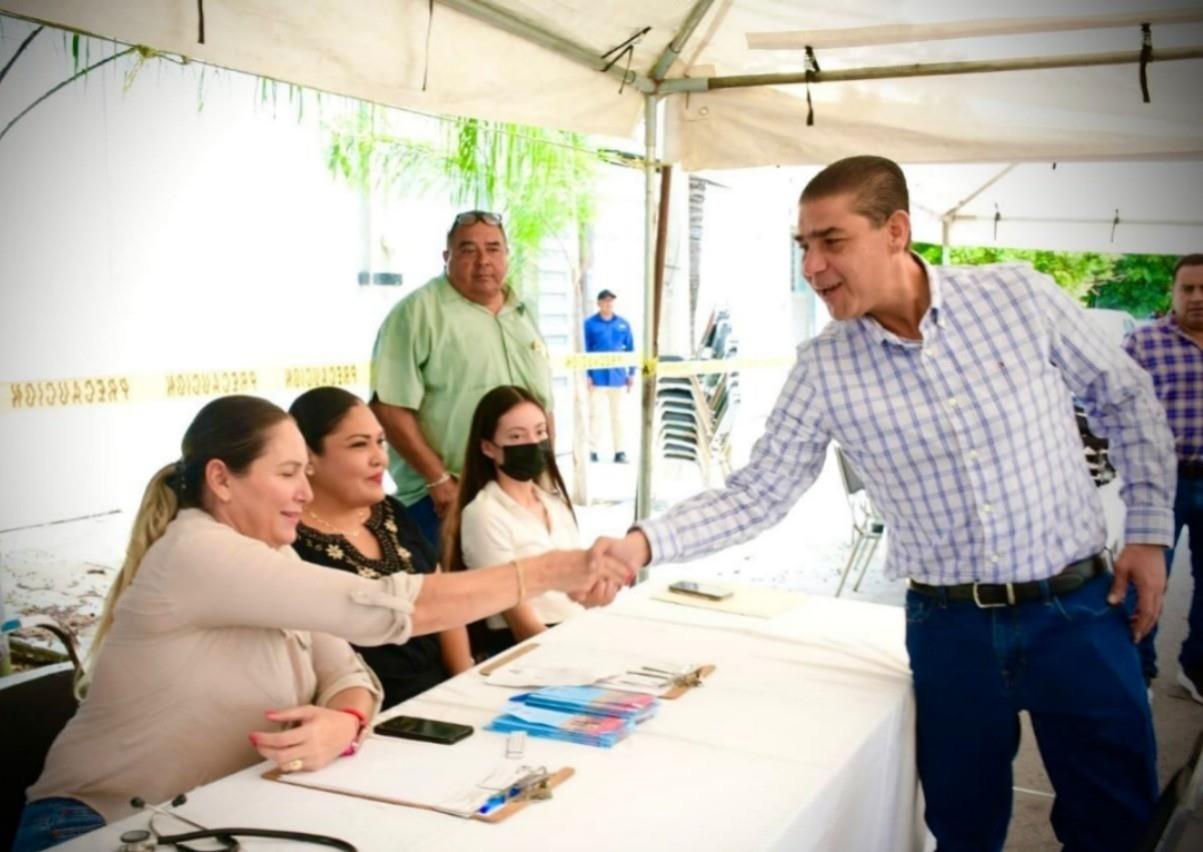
[2,354,794,414]
[551,352,640,371]
[1,363,368,413]
[550,352,794,377]
[654,356,794,378]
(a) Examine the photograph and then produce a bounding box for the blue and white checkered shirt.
[641,259,1176,585]
[1123,314,1203,465]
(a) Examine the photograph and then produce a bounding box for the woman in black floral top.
[289,387,472,708]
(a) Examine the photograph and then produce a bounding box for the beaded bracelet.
[337,707,368,757]
[425,472,453,491]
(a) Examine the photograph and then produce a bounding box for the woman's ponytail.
[76,462,180,697]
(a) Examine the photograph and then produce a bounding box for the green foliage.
[1089,254,1175,318]
[325,104,598,295]
[913,242,1108,303]
[914,242,1176,316]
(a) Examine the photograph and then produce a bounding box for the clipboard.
[263,763,574,823]
[478,642,540,676]
[658,664,716,699]
[480,642,715,699]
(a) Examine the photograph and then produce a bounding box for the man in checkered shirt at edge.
[589,156,1175,851]
[1125,253,1203,706]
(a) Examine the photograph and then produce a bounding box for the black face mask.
[498,440,552,482]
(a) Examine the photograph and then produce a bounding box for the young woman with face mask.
[442,385,584,662]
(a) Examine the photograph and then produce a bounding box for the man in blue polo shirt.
[584,289,635,463]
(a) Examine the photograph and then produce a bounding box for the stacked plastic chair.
[1074,405,1116,486]
[655,310,741,486]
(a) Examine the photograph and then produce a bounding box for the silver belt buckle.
[972,582,1014,608]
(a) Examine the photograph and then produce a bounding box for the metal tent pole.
[650,0,717,81]
[659,45,1203,92]
[940,163,1017,263]
[747,9,1203,51]
[635,93,659,531]
[437,0,654,93]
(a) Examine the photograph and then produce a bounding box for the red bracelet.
[337,707,368,757]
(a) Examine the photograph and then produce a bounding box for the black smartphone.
[668,580,733,601]
[374,715,474,745]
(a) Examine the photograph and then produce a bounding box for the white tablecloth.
[59,582,924,851]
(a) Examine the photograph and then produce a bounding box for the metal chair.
[1140,731,1203,852]
[834,446,885,597]
[1074,404,1116,486]
[1,616,83,850]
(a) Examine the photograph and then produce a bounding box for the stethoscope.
[116,795,356,851]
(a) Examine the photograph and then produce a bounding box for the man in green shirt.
[370,211,554,549]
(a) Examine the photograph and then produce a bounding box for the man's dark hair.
[800,155,909,228]
[1174,253,1203,281]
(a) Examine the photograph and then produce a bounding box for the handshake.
[565,529,653,608]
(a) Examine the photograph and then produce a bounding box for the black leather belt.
[1181,460,1203,479]
[908,554,1108,608]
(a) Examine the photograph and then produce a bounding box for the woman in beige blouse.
[15,394,628,851]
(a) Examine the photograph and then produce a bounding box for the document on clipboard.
[481,644,715,699]
[265,734,572,823]
[595,661,716,699]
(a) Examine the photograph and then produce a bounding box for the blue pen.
[477,783,520,815]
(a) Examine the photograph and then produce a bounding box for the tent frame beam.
[660,45,1203,92]
[650,0,716,81]
[940,164,1017,263]
[437,0,655,93]
[748,8,1203,51]
[953,213,1203,227]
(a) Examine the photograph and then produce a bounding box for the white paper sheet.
[274,733,532,817]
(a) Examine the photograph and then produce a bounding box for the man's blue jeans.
[906,574,1158,852]
[12,798,105,851]
[405,494,442,554]
[1138,472,1203,678]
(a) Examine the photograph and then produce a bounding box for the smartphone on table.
[374,715,474,745]
[668,580,733,601]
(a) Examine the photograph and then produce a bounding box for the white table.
[61,583,924,851]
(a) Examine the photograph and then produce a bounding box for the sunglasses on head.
[452,210,503,228]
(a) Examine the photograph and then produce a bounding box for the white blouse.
[460,480,586,628]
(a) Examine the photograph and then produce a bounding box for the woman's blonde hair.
[78,395,289,696]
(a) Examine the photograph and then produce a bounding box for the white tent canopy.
[905,160,1203,255]
[3,0,1202,170]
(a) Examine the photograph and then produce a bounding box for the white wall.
[0,27,456,528]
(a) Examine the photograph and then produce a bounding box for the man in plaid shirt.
[591,156,1175,851]
[1125,253,1203,703]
